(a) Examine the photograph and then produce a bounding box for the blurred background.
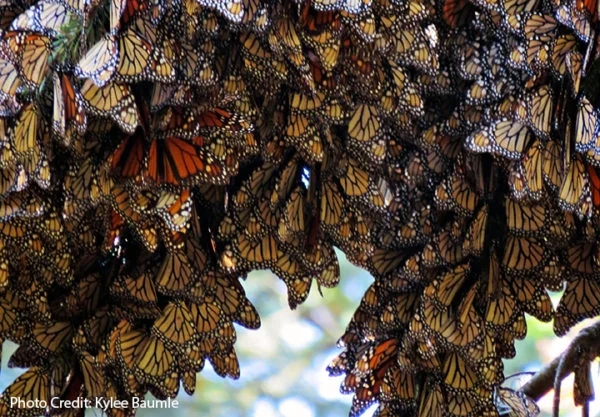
[1,250,598,417]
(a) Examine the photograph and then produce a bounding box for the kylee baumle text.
[10,396,179,410]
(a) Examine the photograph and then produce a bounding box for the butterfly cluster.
[1,0,600,416]
[324,0,600,414]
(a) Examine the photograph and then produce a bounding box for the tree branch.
[520,321,600,411]
[522,355,562,401]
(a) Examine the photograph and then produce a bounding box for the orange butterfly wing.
[111,130,145,178]
[146,136,222,185]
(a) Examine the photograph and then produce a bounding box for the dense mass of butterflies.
[1,0,600,415]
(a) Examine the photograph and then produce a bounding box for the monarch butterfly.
[524,85,553,137]
[109,185,142,225]
[486,283,518,328]
[440,0,474,27]
[3,31,51,88]
[380,292,418,331]
[112,272,154,306]
[159,106,199,139]
[456,38,483,80]
[0,366,50,415]
[196,0,243,22]
[454,285,484,349]
[355,338,399,375]
[435,169,479,215]
[0,297,16,336]
[524,13,558,40]
[64,158,112,218]
[79,312,110,353]
[507,43,530,74]
[272,16,305,68]
[154,189,193,231]
[52,72,87,143]
[111,131,226,186]
[207,272,260,328]
[156,249,193,296]
[116,25,175,83]
[501,0,538,18]
[110,0,150,31]
[278,187,306,241]
[13,102,42,156]
[380,365,416,405]
[307,48,339,90]
[237,233,278,266]
[80,79,139,133]
[348,103,380,143]
[443,352,477,391]
[339,157,370,197]
[542,140,563,190]
[190,299,222,335]
[267,159,298,211]
[282,275,312,309]
[289,91,324,114]
[135,333,174,381]
[115,27,152,81]
[116,327,149,373]
[505,198,546,235]
[587,164,600,207]
[0,190,43,221]
[556,3,592,42]
[421,295,458,344]
[74,34,119,87]
[369,249,405,277]
[550,34,578,77]
[0,89,20,115]
[31,321,72,356]
[575,95,597,153]
[348,365,391,416]
[197,107,251,135]
[270,248,304,279]
[177,41,216,84]
[152,301,196,344]
[147,136,226,185]
[565,50,584,94]
[463,205,487,255]
[559,155,590,215]
[435,263,469,307]
[11,1,73,36]
[446,392,476,416]
[498,333,519,359]
[418,381,445,417]
[502,234,546,273]
[554,276,600,335]
[79,351,106,398]
[208,347,240,379]
[110,129,145,180]
[494,387,540,417]
[284,111,311,141]
[510,277,554,321]
[509,139,542,199]
[0,48,22,99]
[467,119,532,159]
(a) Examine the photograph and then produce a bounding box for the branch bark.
[521,355,562,401]
[520,320,600,412]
